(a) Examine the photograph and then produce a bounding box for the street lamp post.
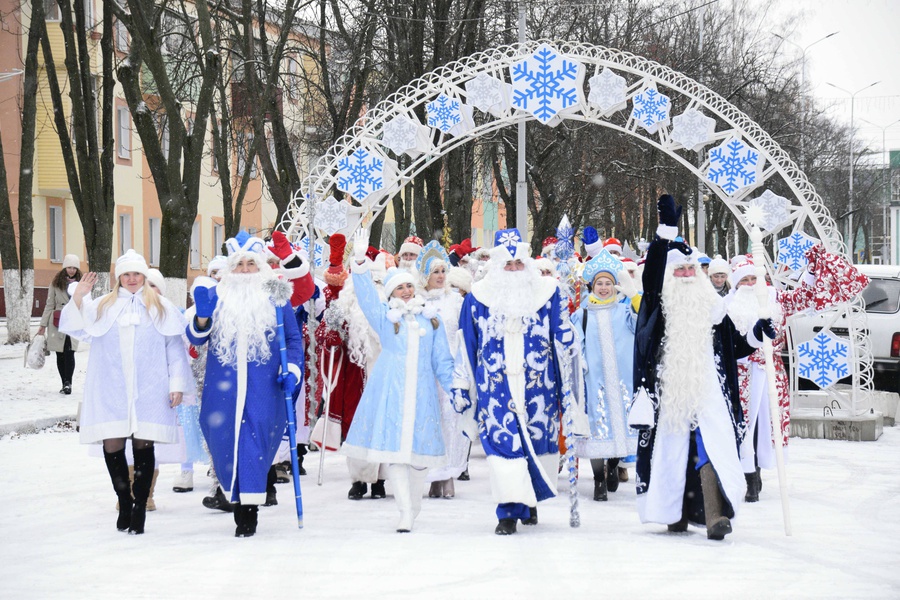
[860,117,900,263]
[772,31,838,169]
[826,81,881,256]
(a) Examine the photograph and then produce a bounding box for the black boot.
[521,506,538,526]
[130,446,155,535]
[591,459,608,501]
[606,458,620,493]
[235,505,258,537]
[744,472,760,503]
[370,479,386,499]
[264,465,278,506]
[348,481,367,500]
[457,469,470,481]
[495,519,517,535]
[297,444,308,476]
[103,449,132,532]
[203,487,235,512]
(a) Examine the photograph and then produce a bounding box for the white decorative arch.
[280,40,872,412]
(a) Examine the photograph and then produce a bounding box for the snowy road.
[1,340,899,599]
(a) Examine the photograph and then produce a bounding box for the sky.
[767,0,900,161]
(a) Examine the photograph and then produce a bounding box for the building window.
[213,222,224,256]
[44,0,60,21]
[118,214,132,257]
[117,106,130,159]
[190,221,200,269]
[115,19,129,52]
[148,218,161,266]
[49,206,63,262]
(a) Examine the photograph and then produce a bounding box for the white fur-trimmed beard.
[482,260,541,324]
[725,284,782,336]
[210,270,277,366]
[657,269,722,433]
[398,259,416,272]
[331,277,377,368]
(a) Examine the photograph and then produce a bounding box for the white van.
[785,264,900,392]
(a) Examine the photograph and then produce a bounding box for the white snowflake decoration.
[336,146,394,202]
[381,114,431,158]
[705,136,763,196]
[510,43,585,125]
[630,82,671,134]
[299,236,325,269]
[777,231,819,272]
[670,108,716,151]
[587,67,627,113]
[797,331,851,388]
[312,196,349,236]
[749,190,792,233]
[465,73,511,117]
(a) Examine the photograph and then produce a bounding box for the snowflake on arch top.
[465,73,511,117]
[630,82,671,134]
[587,67,627,114]
[510,43,586,125]
[313,195,349,236]
[777,231,819,273]
[426,93,474,137]
[336,146,395,203]
[670,108,716,151]
[797,331,851,389]
[381,114,431,158]
[748,190,792,233]
[705,136,763,196]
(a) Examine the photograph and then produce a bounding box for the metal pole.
[516,1,528,238]
[696,5,706,252]
[861,118,900,263]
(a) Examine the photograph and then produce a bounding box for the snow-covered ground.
[2,326,899,599]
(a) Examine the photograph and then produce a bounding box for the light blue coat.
[341,270,455,467]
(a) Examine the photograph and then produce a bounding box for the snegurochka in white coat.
[59,249,193,536]
[341,230,455,533]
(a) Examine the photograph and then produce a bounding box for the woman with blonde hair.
[59,249,192,535]
[38,254,82,394]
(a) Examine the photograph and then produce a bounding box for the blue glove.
[753,318,777,341]
[278,368,300,397]
[451,388,472,413]
[657,194,682,227]
[193,286,218,319]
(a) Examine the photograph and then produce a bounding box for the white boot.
[388,464,413,533]
[409,466,428,519]
[173,469,194,493]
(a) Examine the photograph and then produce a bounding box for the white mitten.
[615,273,638,299]
[353,228,369,263]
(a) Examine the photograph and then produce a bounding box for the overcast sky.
[769,0,900,159]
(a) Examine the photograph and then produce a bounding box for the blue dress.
[571,298,639,459]
[341,271,455,468]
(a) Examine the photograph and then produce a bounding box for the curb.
[0,415,77,437]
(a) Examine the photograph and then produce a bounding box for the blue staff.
[275,305,304,528]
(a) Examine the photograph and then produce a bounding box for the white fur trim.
[350,260,369,274]
[656,224,678,240]
[279,253,309,279]
[486,455,538,506]
[801,270,815,287]
[168,376,186,395]
[399,242,422,257]
[287,362,302,381]
[584,239,604,257]
[238,492,266,505]
[400,319,421,457]
[188,316,211,339]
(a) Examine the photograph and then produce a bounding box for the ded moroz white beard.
[210,270,277,366]
[725,283,782,336]
[481,260,541,323]
[657,269,722,433]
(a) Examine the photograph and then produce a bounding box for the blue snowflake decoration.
[797,331,851,388]
[337,146,386,201]
[426,94,463,133]
[630,83,671,134]
[299,236,325,269]
[510,43,585,124]
[706,136,763,196]
[555,215,575,261]
[777,231,819,272]
[494,228,523,255]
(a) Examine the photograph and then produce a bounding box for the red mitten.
[270,231,293,261]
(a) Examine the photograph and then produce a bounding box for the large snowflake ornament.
[510,43,585,125]
[587,67,627,114]
[312,196,350,236]
[336,146,395,202]
[465,73,511,117]
[777,231,819,272]
[299,236,325,269]
[705,136,763,196]
[797,331,851,388]
[670,108,716,151]
[425,93,473,137]
[381,114,431,158]
[555,215,575,261]
[630,82,671,134]
[749,190,792,233]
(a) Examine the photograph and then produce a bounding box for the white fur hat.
[730,258,757,288]
[383,267,416,297]
[62,254,80,270]
[146,268,166,295]
[447,266,472,293]
[207,255,228,277]
[708,255,729,276]
[115,249,149,279]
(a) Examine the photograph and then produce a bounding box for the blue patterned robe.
[454,277,574,506]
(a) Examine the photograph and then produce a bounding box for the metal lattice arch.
[280,40,873,413]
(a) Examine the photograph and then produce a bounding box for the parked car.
[785,264,900,392]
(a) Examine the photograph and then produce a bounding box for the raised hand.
[615,272,638,299]
[353,228,370,263]
[193,286,218,319]
[73,272,98,308]
[657,194,682,227]
[270,231,294,260]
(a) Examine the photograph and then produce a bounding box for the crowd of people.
[58,194,867,540]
